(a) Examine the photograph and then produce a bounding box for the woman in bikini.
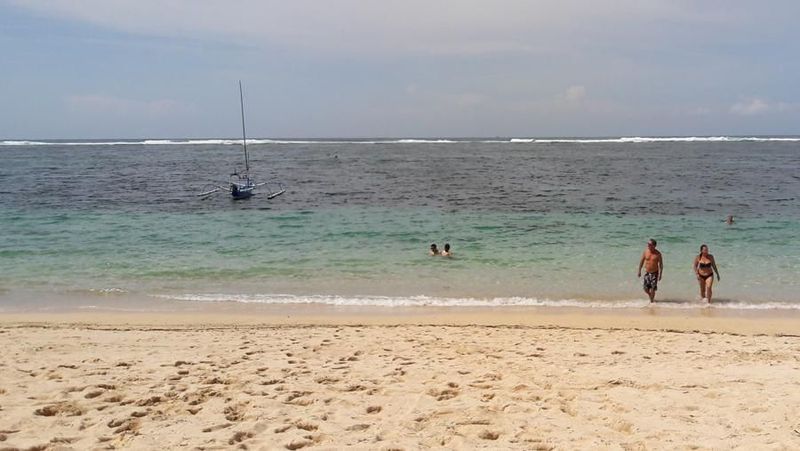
[693,244,720,303]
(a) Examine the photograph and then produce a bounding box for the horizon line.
[3,133,800,142]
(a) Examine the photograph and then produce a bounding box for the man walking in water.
[637,239,663,302]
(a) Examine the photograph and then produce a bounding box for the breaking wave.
[155,293,800,310]
[3,136,800,146]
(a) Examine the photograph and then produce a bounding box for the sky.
[1,0,799,139]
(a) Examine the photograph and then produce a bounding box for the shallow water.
[1,138,798,310]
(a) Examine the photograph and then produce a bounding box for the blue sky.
[1,0,799,138]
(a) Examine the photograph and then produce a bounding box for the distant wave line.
[3,136,800,146]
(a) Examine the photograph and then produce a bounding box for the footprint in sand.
[228,431,254,445]
[0,430,20,442]
[286,438,314,450]
[224,402,249,421]
[84,389,104,399]
[479,430,500,440]
[107,418,126,428]
[294,420,318,431]
[202,423,232,433]
[285,391,314,406]
[343,384,367,392]
[427,387,459,401]
[103,394,124,403]
[34,402,83,417]
[49,436,79,445]
[136,395,162,407]
[111,418,140,435]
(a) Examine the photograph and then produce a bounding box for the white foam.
[155,293,645,308]
[153,293,800,310]
[4,136,799,146]
[512,136,800,144]
[395,139,459,143]
[88,287,128,295]
[1,140,153,146]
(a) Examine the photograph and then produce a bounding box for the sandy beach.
[1,308,800,450]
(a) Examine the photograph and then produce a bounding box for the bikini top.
[698,260,712,269]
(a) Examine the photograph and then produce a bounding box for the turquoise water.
[1,138,798,310]
[1,207,798,308]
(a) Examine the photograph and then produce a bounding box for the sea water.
[1,137,798,311]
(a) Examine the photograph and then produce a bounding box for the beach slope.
[1,312,799,449]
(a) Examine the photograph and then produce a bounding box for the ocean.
[1,137,798,311]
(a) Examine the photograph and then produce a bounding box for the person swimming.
[429,243,440,256]
[441,243,452,257]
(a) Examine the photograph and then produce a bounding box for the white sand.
[1,310,800,449]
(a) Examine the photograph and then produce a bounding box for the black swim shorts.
[643,272,659,291]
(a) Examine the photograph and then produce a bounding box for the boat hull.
[230,183,255,200]
[232,190,254,200]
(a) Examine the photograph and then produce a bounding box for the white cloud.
[7,0,724,57]
[728,97,799,117]
[7,1,800,137]
[687,106,713,116]
[453,93,487,108]
[729,98,769,116]
[564,85,586,103]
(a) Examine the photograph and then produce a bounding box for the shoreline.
[3,303,800,335]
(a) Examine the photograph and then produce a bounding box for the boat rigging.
[199,81,286,200]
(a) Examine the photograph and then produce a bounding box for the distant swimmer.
[637,239,663,302]
[725,215,735,225]
[429,243,440,256]
[441,243,452,257]
[693,244,720,303]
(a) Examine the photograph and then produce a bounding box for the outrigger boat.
[199,81,286,200]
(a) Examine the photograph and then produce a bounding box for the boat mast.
[239,80,249,173]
